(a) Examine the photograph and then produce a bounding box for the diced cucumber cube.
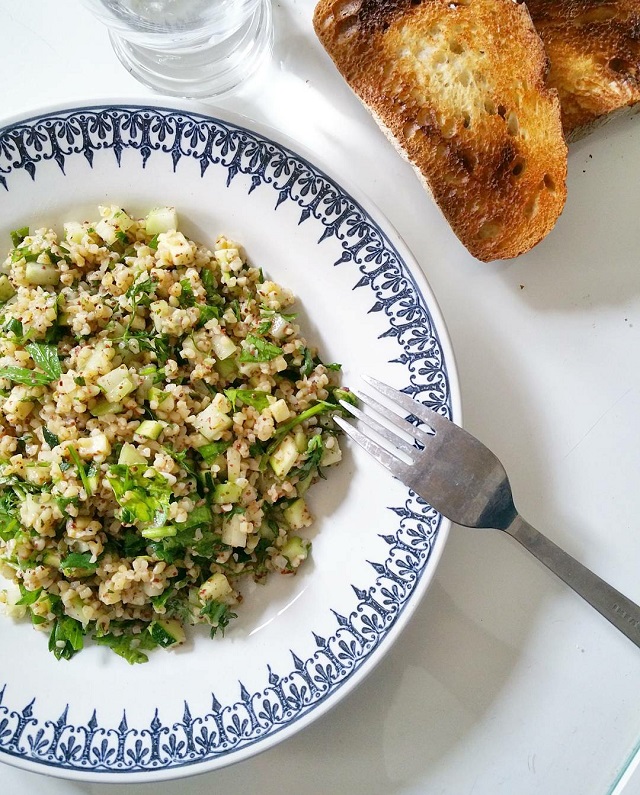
[64,221,85,244]
[25,262,59,286]
[281,535,310,566]
[90,398,124,417]
[145,206,178,235]
[320,438,342,467]
[269,399,291,424]
[96,206,134,244]
[294,426,307,453]
[213,480,244,505]
[0,274,16,302]
[211,334,237,361]
[148,618,185,648]
[75,433,111,459]
[269,435,299,479]
[221,513,247,547]
[148,386,170,405]
[215,357,237,380]
[136,420,166,440]
[193,403,232,441]
[118,443,146,466]
[199,573,232,602]
[43,550,61,568]
[283,498,313,530]
[97,365,135,403]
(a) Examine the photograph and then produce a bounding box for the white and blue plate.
[0,100,460,782]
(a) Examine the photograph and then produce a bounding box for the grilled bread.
[527,0,640,141]
[313,0,568,261]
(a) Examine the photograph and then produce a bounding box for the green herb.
[326,362,342,371]
[107,464,171,529]
[60,551,98,574]
[123,530,147,558]
[162,445,198,479]
[238,334,282,363]
[42,427,60,448]
[48,614,85,660]
[197,440,230,464]
[25,342,62,381]
[178,278,195,307]
[201,269,222,303]
[258,309,298,335]
[266,400,336,456]
[200,600,237,638]
[1,318,23,339]
[0,366,53,386]
[74,376,86,386]
[16,585,42,606]
[124,277,154,334]
[333,388,358,411]
[126,276,154,304]
[93,630,158,664]
[125,332,171,366]
[198,305,220,326]
[67,445,92,497]
[301,347,314,377]
[10,227,29,247]
[291,434,324,479]
[148,233,159,250]
[224,388,270,412]
[0,509,19,541]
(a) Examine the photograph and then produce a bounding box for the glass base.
[108,0,273,99]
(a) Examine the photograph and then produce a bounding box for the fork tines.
[334,377,445,474]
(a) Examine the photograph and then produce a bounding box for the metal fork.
[335,376,640,649]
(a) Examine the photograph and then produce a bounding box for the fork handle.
[506,514,640,648]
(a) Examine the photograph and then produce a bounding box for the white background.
[1,1,640,793]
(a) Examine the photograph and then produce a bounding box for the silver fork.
[335,376,640,649]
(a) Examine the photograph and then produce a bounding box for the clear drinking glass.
[81,0,273,99]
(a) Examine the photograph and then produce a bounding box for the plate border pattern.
[0,105,451,774]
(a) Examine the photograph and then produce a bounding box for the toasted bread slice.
[527,0,640,141]
[313,0,568,261]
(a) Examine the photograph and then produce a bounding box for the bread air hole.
[461,151,477,172]
[511,157,526,177]
[609,57,631,74]
[449,40,464,54]
[543,173,556,192]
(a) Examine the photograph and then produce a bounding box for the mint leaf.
[26,342,61,381]
[0,366,52,386]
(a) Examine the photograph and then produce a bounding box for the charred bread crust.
[314,0,568,261]
[527,0,640,140]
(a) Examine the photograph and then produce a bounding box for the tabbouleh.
[0,205,353,663]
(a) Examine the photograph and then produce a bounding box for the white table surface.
[2,1,640,793]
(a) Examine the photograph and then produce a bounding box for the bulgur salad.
[0,206,353,663]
